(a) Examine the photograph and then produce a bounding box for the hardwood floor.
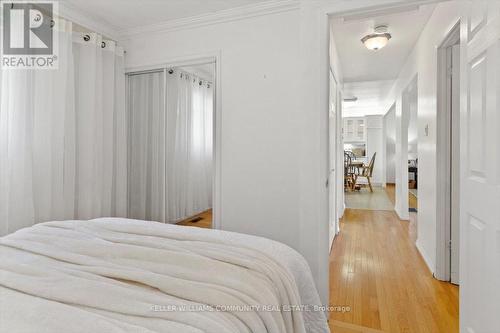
[329,193,459,332]
[409,191,418,210]
[174,188,457,332]
[330,319,386,333]
[176,210,212,229]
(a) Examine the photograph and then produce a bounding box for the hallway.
[329,206,458,332]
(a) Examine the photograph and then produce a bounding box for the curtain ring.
[199,80,202,86]
[50,19,55,28]
[83,34,91,42]
[168,69,174,74]
[101,41,106,48]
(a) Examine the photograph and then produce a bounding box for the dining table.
[344,160,365,191]
[350,160,365,173]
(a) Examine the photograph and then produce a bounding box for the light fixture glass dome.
[361,26,392,51]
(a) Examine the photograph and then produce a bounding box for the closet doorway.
[126,60,217,229]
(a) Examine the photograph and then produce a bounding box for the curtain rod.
[9,2,120,43]
[126,69,165,77]
[127,65,214,84]
[125,60,215,75]
[127,69,213,87]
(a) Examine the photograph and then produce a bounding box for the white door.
[460,1,500,331]
[329,70,337,249]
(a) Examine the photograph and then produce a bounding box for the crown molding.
[58,1,121,40]
[118,0,300,41]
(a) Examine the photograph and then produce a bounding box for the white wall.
[384,105,396,184]
[382,1,461,272]
[408,87,419,161]
[120,9,333,301]
[123,11,301,242]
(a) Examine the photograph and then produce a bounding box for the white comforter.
[0,218,329,333]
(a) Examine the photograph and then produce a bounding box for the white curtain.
[72,32,127,220]
[128,70,213,223]
[0,21,126,235]
[128,72,166,222]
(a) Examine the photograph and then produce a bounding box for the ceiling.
[60,0,272,33]
[342,80,395,118]
[331,4,435,82]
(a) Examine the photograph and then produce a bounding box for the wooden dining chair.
[354,152,376,192]
[344,152,355,190]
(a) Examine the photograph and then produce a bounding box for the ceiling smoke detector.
[361,25,392,51]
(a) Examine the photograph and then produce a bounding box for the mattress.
[0,218,329,333]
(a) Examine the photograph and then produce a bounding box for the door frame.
[306,0,445,305]
[336,87,344,233]
[328,67,338,251]
[435,21,461,282]
[383,103,397,189]
[325,0,439,224]
[125,52,222,230]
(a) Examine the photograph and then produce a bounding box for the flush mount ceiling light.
[361,25,392,51]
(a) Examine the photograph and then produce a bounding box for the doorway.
[406,79,418,222]
[436,22,460,284]
[327,3,461,331]
[126,59,218,229]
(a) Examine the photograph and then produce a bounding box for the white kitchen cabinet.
[343,117,365,142]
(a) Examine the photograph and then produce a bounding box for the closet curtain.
[128,70,213,223]
[0,21,126,235]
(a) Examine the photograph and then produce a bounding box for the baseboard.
[330,232,335,253]
[395,206,410,221]
[330,217,341,253]
[416,240,435,275]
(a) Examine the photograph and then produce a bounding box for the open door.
[460,1,500,331]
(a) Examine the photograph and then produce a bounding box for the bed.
[0,218,329,333]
